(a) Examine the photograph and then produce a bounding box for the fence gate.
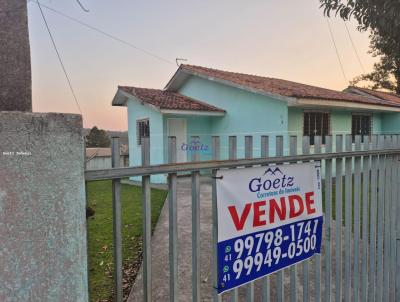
[85,134,400,302]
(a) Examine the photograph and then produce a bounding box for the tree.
[320,0,400,93]
[86,126,110,147]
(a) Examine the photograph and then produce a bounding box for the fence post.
[353,135,362,302]
[335,135,343,302]
[212,136,221,302]
[289,136,297,302]
[228,136,239,302]
[276,136,284,302]
[111,137,123,302]
[261,135,270,302]
[191,136,201,302]
[324,135,333,302]
[344,134,352,302]
[314,136,322,302]
[168,136,178,302]
[142,137,152,302]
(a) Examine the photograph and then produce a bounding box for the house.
[86,145,129,170]
[112,65,400,183]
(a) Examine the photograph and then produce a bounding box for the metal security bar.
[85,134,400,302]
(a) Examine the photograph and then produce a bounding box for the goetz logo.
[248,167,297,198]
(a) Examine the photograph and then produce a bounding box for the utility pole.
[0,0,32,111]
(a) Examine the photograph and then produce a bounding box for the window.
[352,114,371,142]
[303,112,330,145]
[136,119,150,145]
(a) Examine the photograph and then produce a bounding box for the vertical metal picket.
[391,135,399,301]
[344,134,352,302]
[142,137,152,302]
[276,136,284,302]
[168,137,178,302]
[261,135,270,302]
[335,135,343,302]
[383,136,392,302]
[191,136,201,302]
[302,136,310,302]
[396,135,400,302]
[368,135,378,302]
[314,136,322,302]
[376,135,385,302]
[228,136,239,302]
[361,135,370,302]
[324,135,333,302]
[245,136,255,302]
[289,135,297,302]
[212,136,221,302]
[353,136,362,302]
[111,137,123,302]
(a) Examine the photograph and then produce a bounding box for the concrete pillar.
[0,112,88,301]
[0,0,32,111]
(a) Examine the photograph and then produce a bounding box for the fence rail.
[85,134,400,302]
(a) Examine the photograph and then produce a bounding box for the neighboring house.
[112,65,400,183]
[86,145,129,170]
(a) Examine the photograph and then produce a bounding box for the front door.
[167,118,187,162]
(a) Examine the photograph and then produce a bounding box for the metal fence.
[85,134,400,302]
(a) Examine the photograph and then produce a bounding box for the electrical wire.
[344,21,366,73]
[326,18,349,84]
[37,0,83,114]
[30,0,175,66]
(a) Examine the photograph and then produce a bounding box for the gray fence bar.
[275,136,284,302]
[391,136,399,301]
[376,135,385,302]
[191,136,201,302]
[289,136,297,302]
[361,135,370,302]
[314,136,322,302]
[344,134,352,302]
[245,136,255,302]
[142,137,152,302]
[353,135,362,302]
[335,135,343,302]
[85,149,400,181]
[111,137,123,302]
[212,137,221,302]
[324,135,333,302]
[168,137,178,302]
[228,136,239,302]
[396,136,400,301]
[383,136,391,302]
[368,135,378,302]
[261,136,270,302]
[302,136,310,302]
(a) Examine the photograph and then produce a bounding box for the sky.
[28,0,376,131]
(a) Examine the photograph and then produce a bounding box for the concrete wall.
[178,75,289,158]
[86,155,128,170]
[0,0,31,111]
[0,112,88,302]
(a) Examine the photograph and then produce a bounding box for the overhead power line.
[326,18,349,84]
[36,0,83,114]
[30,0,175,66]
[343,21,366,73]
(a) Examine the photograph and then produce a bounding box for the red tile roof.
[347,86,400,104]
[179,65,400,108]
[118,86,225,112]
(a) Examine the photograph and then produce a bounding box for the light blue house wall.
[178,76,289,157]
[382,113,400,133]
[127,99,166,183]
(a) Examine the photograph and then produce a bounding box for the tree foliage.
[86,126,110,148]
[320,0,400,93]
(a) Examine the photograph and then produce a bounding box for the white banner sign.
[216,162,323,294]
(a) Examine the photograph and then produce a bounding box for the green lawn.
[86,180,167,302]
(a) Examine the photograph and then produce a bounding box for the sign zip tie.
[212,176,223,179]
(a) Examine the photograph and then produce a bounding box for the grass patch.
[86,180,167,302]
